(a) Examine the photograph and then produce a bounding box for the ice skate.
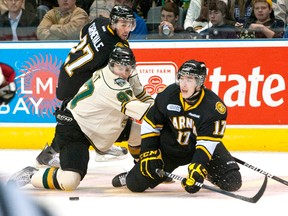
[7,166,38,188]
[112,172,128,187]
[94,145,128,162]
[36,144,60,167]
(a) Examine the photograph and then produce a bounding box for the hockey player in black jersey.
[56,5,136,100]
[112,59,242,193]
[36,5,139,165]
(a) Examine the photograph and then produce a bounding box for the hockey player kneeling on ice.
[35,5,138,165]
[112,59,242,193]
[7,47,154,190]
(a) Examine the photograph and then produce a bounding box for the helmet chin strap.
[184,86,202,105]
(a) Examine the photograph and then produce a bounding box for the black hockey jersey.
[140,83,228,164]
[56,17,130,100]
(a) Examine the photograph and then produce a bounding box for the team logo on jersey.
[117,91,130,102]
[167,104,181,112]
[114,78,126,87]
[215,101,226,114]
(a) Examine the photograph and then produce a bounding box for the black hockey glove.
[181,163,208,194]
[0,82,16,105]
[139,149,164,180]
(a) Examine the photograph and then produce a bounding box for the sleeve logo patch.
[167,104,181,112]
[215,101,226,114]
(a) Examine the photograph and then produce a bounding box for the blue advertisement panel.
[0,42,76,123]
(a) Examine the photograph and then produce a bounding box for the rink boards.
[0,40,287,151]
[0,125,287,151]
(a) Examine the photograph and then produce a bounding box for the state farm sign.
[132,42,287,125]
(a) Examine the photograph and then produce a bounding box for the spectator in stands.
[201,0,238,39]
[278,0,288,38]
[89,0,115,20]
[36,0,58,20]
[76,0,94,14]
[134,0,154,19]
[133,0,182,21]
[38,0,58,10]
[1,0,37,15]
[147,1,197,39]
[230,0,254,28]
[184,0,210,33]
[37,0,89,40]
[0,0,7,14]
[241,0,284,38]
[185,0,247,33]
[24,0,37,14]
[0,0,40,41]
[116,0,148,39]
[274,0,288,25]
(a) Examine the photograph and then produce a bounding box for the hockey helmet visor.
[110,5,136,31]
[109,46,136,70]
[177,60,207,86]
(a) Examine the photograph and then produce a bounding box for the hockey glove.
[0,82,16,105]
[181,163,208,194]
[139,149,164,180]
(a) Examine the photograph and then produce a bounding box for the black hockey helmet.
[177,60,207,86]
[110,5,135,24]
[109,46,136,69]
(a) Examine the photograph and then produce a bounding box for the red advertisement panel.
[133,46,287,125]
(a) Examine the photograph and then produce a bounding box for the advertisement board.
[0,40,287,150]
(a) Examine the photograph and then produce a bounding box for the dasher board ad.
[0,40,287,125]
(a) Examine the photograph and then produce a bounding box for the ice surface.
[0,150,287,216]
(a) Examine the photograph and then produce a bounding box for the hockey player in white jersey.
[36,5,137,164]
[8,47,154,190]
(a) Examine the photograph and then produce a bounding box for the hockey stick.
[233,157,288,186]
[155,169,267,203]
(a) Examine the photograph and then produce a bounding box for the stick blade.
[250,175,268,203]
[155,168,268,203]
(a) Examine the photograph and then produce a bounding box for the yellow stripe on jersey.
[141,118,162,139]
[135,90,153,102]
[107,25,115,36]
[197,136,222,142]
[196,145,212,160]
[136,90,147,99]
[141,132,160,139]
[143,116,163,129]
[121,101,128,114]
[140,95,154,103]
[179,89,205,111]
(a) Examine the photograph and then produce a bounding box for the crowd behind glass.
[0,0,287,41]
